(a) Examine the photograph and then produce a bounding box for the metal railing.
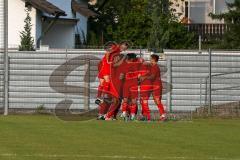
[185,23,228,41]
[200,71,240,114]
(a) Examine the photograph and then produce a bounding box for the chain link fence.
[198,51,240,117]
[3,50,161,116]
[1,47,240,119]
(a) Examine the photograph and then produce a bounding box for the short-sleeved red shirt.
[139,63,151,85]
[121,59,142,98]
[124,59,142,83]
[98,45,121,77]
[108,45,121,62]
[110,59,127,98]
[150,64,162,85]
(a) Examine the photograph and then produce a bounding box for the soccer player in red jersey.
[150,54,166,121]
[139,54,166,121]
[97,53,127,120]
[97,59,111,120]
[120,53,143,121]
[96,42,129,105]
[104,54,127,120]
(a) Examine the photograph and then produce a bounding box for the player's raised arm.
[106,41,130,63]
[113,54,127,67]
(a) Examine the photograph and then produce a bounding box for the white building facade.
[0,0,4,49]
[8,0,37,48]
[172,0,233,24]
[0,0,97,49]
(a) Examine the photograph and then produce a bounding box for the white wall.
[42,23,75,49]
[171,0,229,24]
[215,0,228,14]
[189,0,227,24]
[189,1,211,23]
[8,0,37,48]
[0,0,4,49]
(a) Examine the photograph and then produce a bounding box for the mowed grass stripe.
[0,116,240,160]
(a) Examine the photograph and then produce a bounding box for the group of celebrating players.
[95,41,166,121]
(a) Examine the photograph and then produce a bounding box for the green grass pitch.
[0,115,240,160]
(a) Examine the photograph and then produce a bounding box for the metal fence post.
[204,78,208,107]
[84,59,90,110]
[140,46,142,58]
[198,35,202,54]
[200,79,202,107]
[208,49,212,114]
[167,58,172,112]
[64,51,68,109]
[4,0,9,115]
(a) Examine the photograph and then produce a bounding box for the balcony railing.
[185,23,228,41]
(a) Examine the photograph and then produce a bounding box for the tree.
[88,0,196,50]
[112,0,151,47]
[148,0,196,52]
[19,8,35,51]
[209,0,240,49]
[88,0,131,46]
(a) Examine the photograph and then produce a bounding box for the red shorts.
[122,81,138,99]
[140,80,162,99]
[98,71,104,79]
[152,81,162,98]
[140,80,152,98]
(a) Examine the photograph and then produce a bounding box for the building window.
[185,1,188,18]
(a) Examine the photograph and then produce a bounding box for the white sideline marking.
[0,154,239,160]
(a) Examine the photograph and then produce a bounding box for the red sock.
[98,103,109,115]
[130,104,138,115]
[121,102,128,113]
[141,100,151,120]
[106,104,119,118]
[113,103,121,118]
[157,103,165,115]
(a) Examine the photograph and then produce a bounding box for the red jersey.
[98,56,110,77]
[124,58,142,83]
[98,45,121,77]
[110,59,126,98]
[150,64,162,84]
[121,59,142,99]
[139,63,151,84]
[108,45,121,63]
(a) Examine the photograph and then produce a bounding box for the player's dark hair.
[120,41,130,48]
[127,53,137,60]
[151,54,159,62]
[104,41,117,51]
